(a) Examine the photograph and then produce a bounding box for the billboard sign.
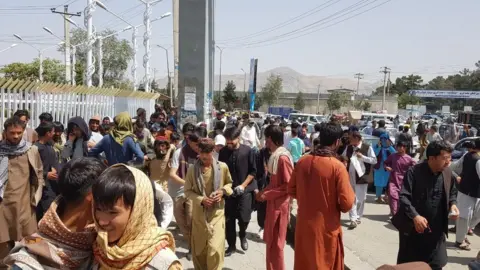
[409,90,480,99]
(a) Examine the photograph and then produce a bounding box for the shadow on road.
[245,232,264,244]
[448,255,475,266]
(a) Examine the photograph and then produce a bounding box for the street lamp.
[95,0,170,91]
[14,34,44,81]
[0,44,17,53]
[94,0,139,91]
[241,68,247,94]
[157,45,173,106]
[96,25,133,87]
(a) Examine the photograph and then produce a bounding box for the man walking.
[256,125,293,270]
[289,123,355,270]
[168,126,204,259]
[343,131,377,229]
[0,116,44,269]
[219,127,257,256]
[184,138,233,270]
[449,138,480,250]
[396,141,458,269]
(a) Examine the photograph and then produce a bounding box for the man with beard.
[219,127,257,256]
[0,116,44,269]
[52,122,65,163]
[146,136,176,192]
[14,110,38,143]
[87,115,103,150]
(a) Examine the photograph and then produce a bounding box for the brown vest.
[346,143,371,184]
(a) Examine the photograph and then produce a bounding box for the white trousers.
[456,191,480,242]
[349,183,369,222]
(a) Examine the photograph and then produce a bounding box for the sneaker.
[348,221,358,230]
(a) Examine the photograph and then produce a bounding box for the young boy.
[384,141,416,216]
[287,127,305,165]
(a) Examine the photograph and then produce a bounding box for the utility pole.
[316,84,321,114]
[216,45,224,109]
[173,0,179,105]
[380,66,391,112]
[50,6,81,84]
[386,71,391,94]
[354,73,364,96]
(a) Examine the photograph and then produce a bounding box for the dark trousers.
[225,192,253,248]
[257,201,267,229]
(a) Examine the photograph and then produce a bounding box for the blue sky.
[0,0,479,83]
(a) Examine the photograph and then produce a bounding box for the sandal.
[455,241,471,251]
[465,238,472,245]
[468,229,474,236]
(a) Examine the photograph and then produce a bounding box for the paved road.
[170,211,295,270]
[342,194,480,269]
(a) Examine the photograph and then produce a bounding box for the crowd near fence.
[0,78,164,128]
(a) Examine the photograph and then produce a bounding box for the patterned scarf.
[37,197,97,268]
[4,197,96,269]
[267,146,293,175]
[0,139,31,200]
[93,164,176,270]
[312,146,338,158]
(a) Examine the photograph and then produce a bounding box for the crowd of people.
[0,106,478,270]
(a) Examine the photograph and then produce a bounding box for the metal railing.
[0,78,163,128]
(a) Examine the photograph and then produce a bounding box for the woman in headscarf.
[373,133,396,204]
[91,164,181,270]
[89,112,145,166]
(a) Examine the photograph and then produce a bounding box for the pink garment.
[262,155,293,270]
[384,153,416,215]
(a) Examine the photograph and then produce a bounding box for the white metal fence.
[0,78,160,129]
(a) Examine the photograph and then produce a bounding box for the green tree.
[361,100,372,111]
[1,58,65,83]
[294,91,305,111]
[213,93,221,110]
[398,93,421,109]
[261,74,283,106]
[222,80,237,110]
[327,92,347,113]
[62,28,133,87]
[242,93,249,110]
[374,74,424,96]
[352,100,363,110]
[254,94,263,111]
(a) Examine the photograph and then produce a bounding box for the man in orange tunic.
[288,123,355,270]
[256,125,294,270]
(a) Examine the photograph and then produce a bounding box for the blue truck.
[268,107,298,119]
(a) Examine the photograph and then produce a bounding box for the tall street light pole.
[66,12,171,89]
[0,44,17,53]
[241,68,246,109]
[13,34,43,81]
[157,45,173,106]
[216,45,224,109]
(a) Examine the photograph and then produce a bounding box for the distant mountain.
[154,67,382,95]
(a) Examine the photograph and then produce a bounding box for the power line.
[218,0,342,42]
[223,0,380,47]
[221,0,393,49]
